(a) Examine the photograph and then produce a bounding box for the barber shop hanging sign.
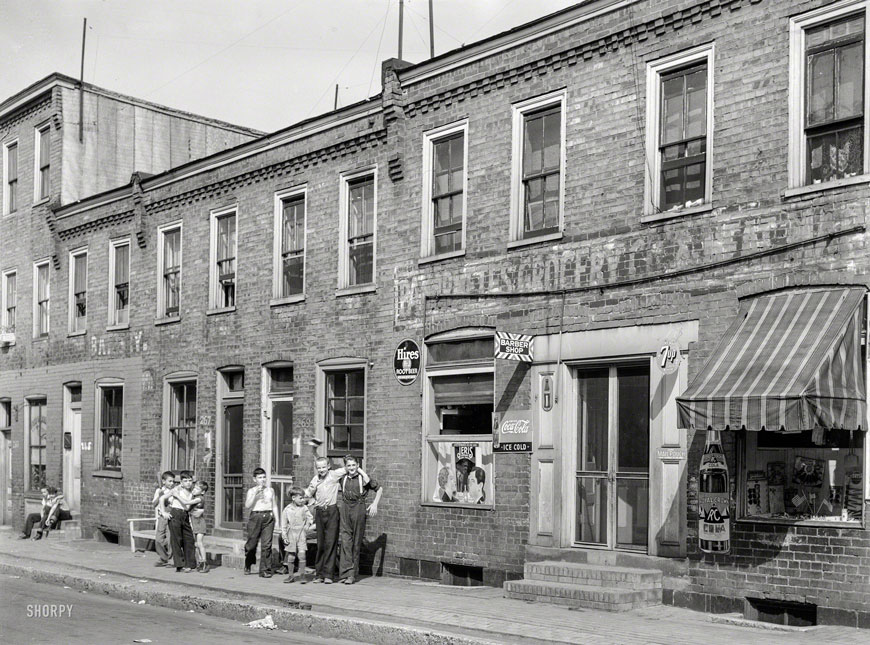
[495,331,534,362]
[393,339,421,385]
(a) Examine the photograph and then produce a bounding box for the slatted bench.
[127,517,157,553]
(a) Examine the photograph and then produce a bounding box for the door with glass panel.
[221,403,244,528]
[267,366,295,512]
[575,364,650,551]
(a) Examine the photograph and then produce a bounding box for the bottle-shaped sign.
[698,428,730,553]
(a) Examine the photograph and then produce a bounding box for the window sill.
[92,470,123,479]
[32,335,48,342]
[270,294,305,307]
[418,249,466,266]
[106,323,129,332]
[736,517,863,530]
[421,502,494,511]
[33,197,50,207]
[335,284,376,298]
[67,330,86,338]
[781,174,870,200]
[641,202,713,224]
[206,306,236,316]
[155,316,181,326]
[507,230,563,250]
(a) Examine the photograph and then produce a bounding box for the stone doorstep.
[524,561,663,589]
[504,579,661,612]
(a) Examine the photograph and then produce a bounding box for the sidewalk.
[0,531,865,645]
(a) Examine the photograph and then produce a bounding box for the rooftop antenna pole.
[79,17,87,143]
[334,84,339,110]
[429,0,434,58]
[398,0,404,60]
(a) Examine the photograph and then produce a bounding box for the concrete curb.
[0,559,508,645]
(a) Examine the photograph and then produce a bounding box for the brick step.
[504,579,661,611]
[202,535,245,555]
[524,560,662,589]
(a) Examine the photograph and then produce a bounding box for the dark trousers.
[338,501,366,580]
[168,508,195,569]
[23,508,72,536]
[244,511,274,573]
[314,505,339,581]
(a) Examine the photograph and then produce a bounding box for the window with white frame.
[34,123,50,202]
[315,358,367,466]
[27,398,47,490]
[789,1,868,188]
[273,188,306,300]
[423,330,495,508]
[3,140,18,214]
[168,380,196,472]
[68,249,87,333]
[422,121,468,257]
[157,223,181,319]
[96,383,123,471]
[510,91,566,242]
[33,260,50,338]
[339,169,376,289]
[1,269,15,335]
[108,239,130,326]
[644,44,714,218]
[210,207,237,308]
[265,364,295,512]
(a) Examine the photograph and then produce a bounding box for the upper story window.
[33,260,50,338]
[3,140,18,214]
[34,123,50,202]
[1,269,15,336]
[422,121,468,258]
[273,188,306,301]
[108,239,130,327]
[510,91,566,244]
[789,1,868,189]
[339,169,376,289]
[68,249,87,334]
[644,44,714,220]
[158,223,182,319]
[210,207,237,309]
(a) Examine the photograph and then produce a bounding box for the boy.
[189,481,210,573]
[244,467,280,578]
[304,457,369,584]
[161,470,197,572]
[337,455,382,585]
[151,471,175,566]
[281,487,313,583]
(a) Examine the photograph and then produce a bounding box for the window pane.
[428,337,493,364]
[808,50,836,126]
[685,68,707,139]
[272,400,293,475]
[328,398,346,425]
[542,111,561,171]
[577,369,608,472]
[808,126,864,182]
[576,477,608,544]
[37,264,49,300]
[838,42,865,119]
[282,198,304,253]
[269,367,293,392]
[164,230,180,270]
[349,240,373,285]
[40,128,50,164]
[348,178,374,239]
[661,76,685,145]
[523,114,544,175]
[114,245,129,285]
[282,255,303,296]
[8,145,16,179]
[73,255,87,293]
[617,365,649,472]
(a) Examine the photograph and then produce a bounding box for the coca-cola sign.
[393,339,421,386]
[492,410,532,453]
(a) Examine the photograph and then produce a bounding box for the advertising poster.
[492,410,532,452]
[429,440,493,506]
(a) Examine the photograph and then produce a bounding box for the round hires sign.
[393,339,421,385]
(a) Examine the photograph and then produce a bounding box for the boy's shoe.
[323,578,333,584]
[259,571,273,579]
[244,566,252,575]
[276,565,288,575]
[342,576,355,585]
[155,561,169,567]
[17,533,28,539]
[182,567,193,573]
[283,575,295,583]
[311,577,324,584]
[175,567,184,572]
[32,532,42,541]
[202,563,210,573]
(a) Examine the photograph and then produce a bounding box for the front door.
[63,407,82,513]
[221,403,244,528]
[574,363,650,551]
[0,429,9,525]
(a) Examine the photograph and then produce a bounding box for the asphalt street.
[0,575,357,645]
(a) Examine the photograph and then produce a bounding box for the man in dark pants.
[244,467,280,578]
[337,455,382,585]
[305,457,370,584]
[163,471,196,572]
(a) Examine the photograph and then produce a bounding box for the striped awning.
[677,287,867,432]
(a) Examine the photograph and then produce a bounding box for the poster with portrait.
[428,440,493,507]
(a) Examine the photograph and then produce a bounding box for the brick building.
[1,0,868,627]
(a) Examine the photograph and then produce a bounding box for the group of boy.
[152,470,210,573]
[18,485,72,540]
[245,454,382,585]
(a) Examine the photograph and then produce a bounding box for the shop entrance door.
[574,364,650,551]
[62,402,82,513]
[0,429,9,525]
[221,403,244,528]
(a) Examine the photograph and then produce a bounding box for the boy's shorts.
[283,530,307,555]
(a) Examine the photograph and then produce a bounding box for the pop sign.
[393,339,421,386]
[492,410,532,453]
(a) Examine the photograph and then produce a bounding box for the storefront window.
[424,331,495,508]
[740,429,864,524]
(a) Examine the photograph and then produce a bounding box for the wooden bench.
[127,517,157,553]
